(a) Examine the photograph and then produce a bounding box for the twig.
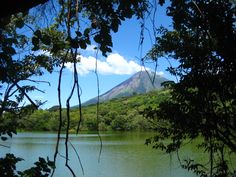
[0,144,10,148]
[164,56,179,83]
[51,50,68,177]
[26,79,51,86]
[72,49,83,135]
[63,1,77,175]
[95,46,102,163]
[68,140,84,175]
[14,82,38,109]
[65,78,76,177]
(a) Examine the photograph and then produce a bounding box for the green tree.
[144,0,236,176]
[111,115,128,130]
[0,0,149,176]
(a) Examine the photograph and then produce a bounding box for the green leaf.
[106,47,112,53]
[1,136,7,141]
[111,18,120,33]
[15,19,24,28]
[159,0,165,6]
[41,35,51,45]
[79,40,87,49]
[32,36,39,47]
[34,30,42,38]
[39,157,46,163]
[94,35,101,43]
[3,46,16,55]
[70,38,79,48]
[86,38,91,45]
[84,28,90,37]
[76,31,82,37]
[7,132,12,138]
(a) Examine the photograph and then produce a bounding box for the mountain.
[82,71,168,106]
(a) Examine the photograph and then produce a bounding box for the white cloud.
[33,49,51,56]
[65,53,150,75]
[85,44,98,52]
[156,71,164,76]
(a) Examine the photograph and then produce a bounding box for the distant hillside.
[19,89,171,132]
[82,71,168,106]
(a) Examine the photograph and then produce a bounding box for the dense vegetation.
[0,0,150,176]
[18,89,170,132]
[0,0,235,177]
[143,0,236,177]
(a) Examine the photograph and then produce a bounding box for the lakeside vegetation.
[1,0,235,177]
[18,89,170,132]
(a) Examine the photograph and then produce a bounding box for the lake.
[1,132,199,177]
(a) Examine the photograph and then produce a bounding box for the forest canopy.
[16,89,170,132]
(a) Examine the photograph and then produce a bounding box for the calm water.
[0,132,199,177]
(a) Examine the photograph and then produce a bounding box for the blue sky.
[27,3,178,109]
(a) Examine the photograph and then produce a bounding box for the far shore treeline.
[17,89,170,132]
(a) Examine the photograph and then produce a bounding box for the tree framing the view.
[0,0,149,176]
[143,0,236,177]
[0,0,235,177]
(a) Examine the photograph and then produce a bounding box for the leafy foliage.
[0,0,149,176]
[0,154,22,177]
[144,0,236,176]
[0,154,54,177]
[19,157,54,177]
